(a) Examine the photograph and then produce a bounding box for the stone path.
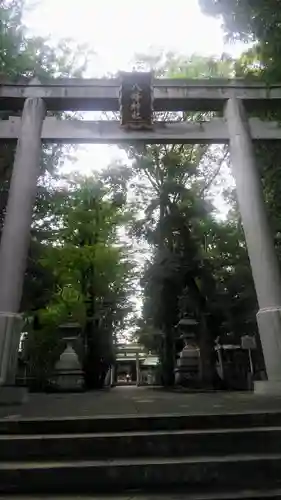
[1,386,281,419]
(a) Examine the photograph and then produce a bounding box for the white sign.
[241,335,257,350]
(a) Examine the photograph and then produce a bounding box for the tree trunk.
[188,277,217,388]
[83,319,103,389]
[162,326,175,386]
[198,314,216,388]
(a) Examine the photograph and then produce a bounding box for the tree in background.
[199,0,281,81]
[24,175,135,388]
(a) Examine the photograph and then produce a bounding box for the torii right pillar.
[225,97,281,394]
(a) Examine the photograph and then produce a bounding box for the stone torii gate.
[1,74,281,395]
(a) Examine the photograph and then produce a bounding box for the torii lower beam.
[0,117,281,143]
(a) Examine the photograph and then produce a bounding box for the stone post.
[0,98,45,387]
[225,97,281,394]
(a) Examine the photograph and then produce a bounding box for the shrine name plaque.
[119,71,154,130]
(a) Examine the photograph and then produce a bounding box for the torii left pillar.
[0,98,45,394]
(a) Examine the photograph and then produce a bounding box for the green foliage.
[199,0,281,81]
[133,51,234,78]
[41,177,134,322]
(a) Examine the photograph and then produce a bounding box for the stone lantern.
[174,318,200,385]
[53,323,84,391]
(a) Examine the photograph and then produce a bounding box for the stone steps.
[1,410,281,434]
[1,454,281,494]
[2,494,281,500]
[1,426,281,460]
[1,411,281,495]
[3,494,281,500]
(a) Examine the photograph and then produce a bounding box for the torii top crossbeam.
[1,77,281,112]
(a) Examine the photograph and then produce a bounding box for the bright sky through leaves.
[25,0,244,76]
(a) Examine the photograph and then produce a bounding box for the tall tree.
[30,175,135,389]
[128,139,228,386]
